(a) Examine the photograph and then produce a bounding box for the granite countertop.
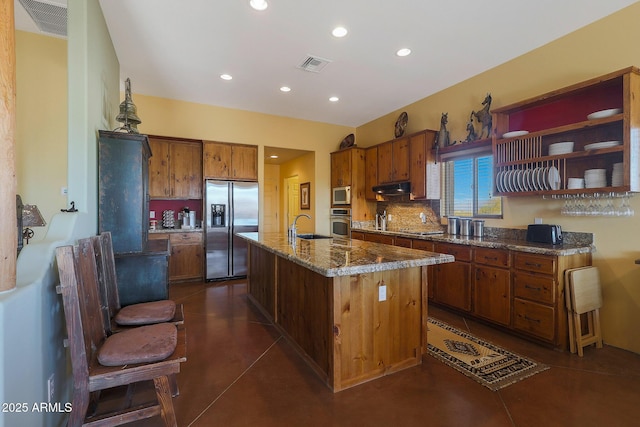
[352,227,594,256]
[237,232,454,278]
[149,227,203,234]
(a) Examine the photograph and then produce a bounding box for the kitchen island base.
[246,244,428,392]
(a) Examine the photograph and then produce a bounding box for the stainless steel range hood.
[372,181,411,196]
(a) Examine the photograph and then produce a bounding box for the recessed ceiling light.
[269,155,278,159]
[280,86,291,92]
[329,96,339,102]
[249,0,268,11]
[396,48,412,57]
[220,74,233,80]
[332,26,348,38]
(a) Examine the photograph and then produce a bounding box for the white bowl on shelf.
[502,130,529,138]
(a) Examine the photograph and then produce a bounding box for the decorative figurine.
[115,78,142,133]
[471,93,492,139]
[464,112,478,143]
[394,111,408,138]
[436,112,451,147]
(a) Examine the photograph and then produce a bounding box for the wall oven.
[332,186,351,206]
[330,208,351,238]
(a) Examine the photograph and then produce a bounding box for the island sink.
[297,233,332,240]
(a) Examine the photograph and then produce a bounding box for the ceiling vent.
[297,55,332,73]
[18,0,67,37]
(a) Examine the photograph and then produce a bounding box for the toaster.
[526,224,563,245]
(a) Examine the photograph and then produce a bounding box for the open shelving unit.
[491,67,640,196]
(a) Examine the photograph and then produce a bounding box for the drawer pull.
[524,315,541,323]
[524,284,541,291]
[484,256,498,261]
[524,262,542,268]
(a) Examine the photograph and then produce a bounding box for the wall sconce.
[22,204,46,244]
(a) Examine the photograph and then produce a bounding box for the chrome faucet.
[289,214,311,242]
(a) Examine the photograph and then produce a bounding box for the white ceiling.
[15,0,639,127]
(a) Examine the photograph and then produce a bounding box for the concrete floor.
[128,279,640,426]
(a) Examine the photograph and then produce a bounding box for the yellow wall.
[280,152,316,234]
[357,3,640,353]
[134,95,353,234]
[15,31,67,238]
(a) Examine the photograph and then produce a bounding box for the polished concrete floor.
[131,279,640,426]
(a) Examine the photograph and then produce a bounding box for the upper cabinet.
[331,148,353,188]
[203,141,258,181]
[149,137,203,199]
[492,67,640,196]
[377,137,409,184]
[364,146,378,200]
[409,130,439,200]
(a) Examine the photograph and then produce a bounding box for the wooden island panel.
[247,245,277,318]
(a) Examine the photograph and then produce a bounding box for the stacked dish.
[612,162,623,186]
[584,140,621,150]
[502,130,529,138]
[584,169,607,188]
[548,141,574,155]
[587,108,622,120]
[567,177,585,189]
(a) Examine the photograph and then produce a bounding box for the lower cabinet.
[472,248,511,326]
[432,243,472,312]
[149,231,203,282]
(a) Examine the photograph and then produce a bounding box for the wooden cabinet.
[409,130,439,199]
[203,141,257,181]
[330,147,373,221]
[149,232,203,282]
[473,248,510,326]
[363,232,394,245]
[493,67,640,195]
[331,149,353,188]
[512,251,590,348]
[432,243,472,312]
[149,137,202,199]
[378,137,409,184]
[364,146,378,200]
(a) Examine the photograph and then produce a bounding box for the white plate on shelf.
[587,108,622,120]
[584,140,621,150]
[504,170,513,192]
[502,130,529,139]
[548,166,561,190]
[523,169,533,191]
[496,171,504,192]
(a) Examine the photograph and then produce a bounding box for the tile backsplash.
[353,200,444,232]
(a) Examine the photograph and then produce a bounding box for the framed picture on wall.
[300,182,310,210]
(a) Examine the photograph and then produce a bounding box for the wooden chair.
[564,266,592,354]
[565,266,603,356]
[92,231,184,335]
[56,238,186,426]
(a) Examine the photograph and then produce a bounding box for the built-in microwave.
[332,186,351,205]
[330,208,351,238]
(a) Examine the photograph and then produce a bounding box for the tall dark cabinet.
[98,130,170,305]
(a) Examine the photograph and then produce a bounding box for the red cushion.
[98,323,177,366]
[114,300,176,326]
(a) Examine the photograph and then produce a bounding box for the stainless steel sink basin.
[297,234,333,240]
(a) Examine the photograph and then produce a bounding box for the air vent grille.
[297,55,332,73]
[18,0,67,37]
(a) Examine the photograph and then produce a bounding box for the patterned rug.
[427,317,549,391]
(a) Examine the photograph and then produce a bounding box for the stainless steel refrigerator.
[205,180,259,280]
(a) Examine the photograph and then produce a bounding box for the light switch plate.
[378,285,387,301]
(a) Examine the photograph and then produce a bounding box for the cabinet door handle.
[484,256,498,261]
[524,284,542,291]
[524,315,541,323]
[525,262,542,268]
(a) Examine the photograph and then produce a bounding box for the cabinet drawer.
[434,243,472,262]
[411,240,434,252]
[513,272,555,305]
[364,233,394,245]
[350,231,365,241]
[514,253,555,275]
[393,237,412,248]
[513,298,555,341]
[474,248,509,268]
[169,232,203,245]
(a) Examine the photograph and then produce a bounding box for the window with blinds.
[442,151,502,218]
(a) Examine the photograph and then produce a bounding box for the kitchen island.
[237,232,454,392]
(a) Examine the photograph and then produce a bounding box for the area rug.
[427,317,549,391]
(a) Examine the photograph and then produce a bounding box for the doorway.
[284,175,299,231]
